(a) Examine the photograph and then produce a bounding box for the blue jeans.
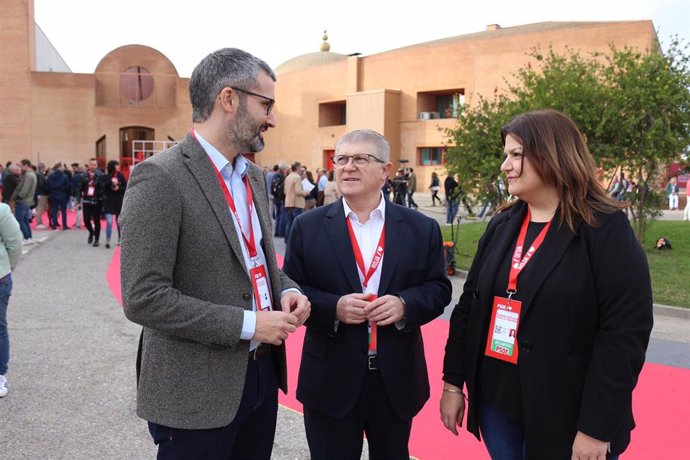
[479,401,619,460]
[105,213,119,241]
[15,202,32,239]
[446,199,459,224]
[284,207,302,244]
[479,401,526,460]
[0,273,13,375]
[274,201,286,236]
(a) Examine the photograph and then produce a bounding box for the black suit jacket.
[283,199,452,421]
[443,201,653,458]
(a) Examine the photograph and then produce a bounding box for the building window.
[319,101,346,127]
[417,89,464,119]
[419,147,445,166]
[119,66,154,105]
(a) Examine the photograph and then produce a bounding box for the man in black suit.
[284,129,452,459]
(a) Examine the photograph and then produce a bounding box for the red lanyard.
[191,129,258,258]
[346,217,385,289]
[507,209,552,294]
[211,163,258,258]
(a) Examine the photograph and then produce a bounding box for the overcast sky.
[34,0,689,77]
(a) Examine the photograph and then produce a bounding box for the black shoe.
[105,242,110,249]
[93,241,100,247]
[88,235,93,244]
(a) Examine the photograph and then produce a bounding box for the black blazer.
[443,201,653,458]
[283,199,452,421]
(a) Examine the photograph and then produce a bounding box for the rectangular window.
[319,101,347,127]
[419,147,445,166]
[418,89,464,119]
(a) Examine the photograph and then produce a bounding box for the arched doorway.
[120,126,154,177]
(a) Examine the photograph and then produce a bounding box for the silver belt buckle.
[367,355,378,370]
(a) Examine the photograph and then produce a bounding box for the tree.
[446,38,690,241]
[444,94,514,213]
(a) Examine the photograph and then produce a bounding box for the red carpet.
[106,252,690,459]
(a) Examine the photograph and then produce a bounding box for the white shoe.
[36,224,47,229]
[22,238,34,246]
[0,375,7,397]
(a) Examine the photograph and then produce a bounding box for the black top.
[478,221,547,420]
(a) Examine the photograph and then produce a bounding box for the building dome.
[275,30,347,75]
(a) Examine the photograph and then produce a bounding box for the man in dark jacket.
[46,163,72,230]
[2,164,19,214]
[78,158,105,246]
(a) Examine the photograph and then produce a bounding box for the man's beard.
[228,101,267,154]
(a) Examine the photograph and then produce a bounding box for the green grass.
[441,220,690,308]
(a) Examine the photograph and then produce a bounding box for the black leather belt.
[248,344,272,360]
[368,355,379,370]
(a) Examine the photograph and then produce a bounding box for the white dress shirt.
[342,195,386,296]
[196,131,268,349]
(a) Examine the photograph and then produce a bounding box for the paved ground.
[1,196,687,459]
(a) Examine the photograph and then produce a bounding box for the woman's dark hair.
[107,160,119,175]
[500,109,621,232]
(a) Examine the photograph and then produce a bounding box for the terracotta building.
[2,0,657,188]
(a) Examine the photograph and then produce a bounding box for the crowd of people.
[0,158,127,248]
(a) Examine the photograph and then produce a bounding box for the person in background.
[666,176,679,210]
[13,160,37,245]
[2,165,19,214]
[103,160,127,248]
[303,170,317,211]
[316,167,328,207]
[429,171,442,206]
[34,163,51,229]
[284,161,307,243]
[406,168,418,209]
[70,163,84,229]
[0,201,23,397]
[441,109,653,459]
[45,163,71,230]
[323,170,341,205]
[79,158,105,247]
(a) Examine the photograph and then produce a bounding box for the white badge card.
[250,264,272,311]
[87,185,95,197]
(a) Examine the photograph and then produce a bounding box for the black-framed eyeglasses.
[331,154,385,167]
[230,86,275,115]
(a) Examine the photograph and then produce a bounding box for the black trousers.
[304,368,412,460]
[148,354,278,460]
[82,202,101,240]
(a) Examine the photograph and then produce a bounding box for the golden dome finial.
[320,30,330,52]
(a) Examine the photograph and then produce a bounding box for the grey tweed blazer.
[120,132,298,430]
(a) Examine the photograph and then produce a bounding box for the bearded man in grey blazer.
[120,48,310,459]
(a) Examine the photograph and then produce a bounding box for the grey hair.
[335,129,390,163]
[189,48,276,123]
[8,164,21,173]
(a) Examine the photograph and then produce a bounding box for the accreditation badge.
[484,296,522,364]
[249,264,272,311]
[87,185,95,197]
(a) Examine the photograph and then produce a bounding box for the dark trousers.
[82,202,101,241]
[51,198,68,229]
[148,354,278,459]
[274,201,286,236]
[407,191,418,208]
[284,207,302,244]
[304,369,411,460]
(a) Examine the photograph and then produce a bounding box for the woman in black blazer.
[440,110,653,459]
